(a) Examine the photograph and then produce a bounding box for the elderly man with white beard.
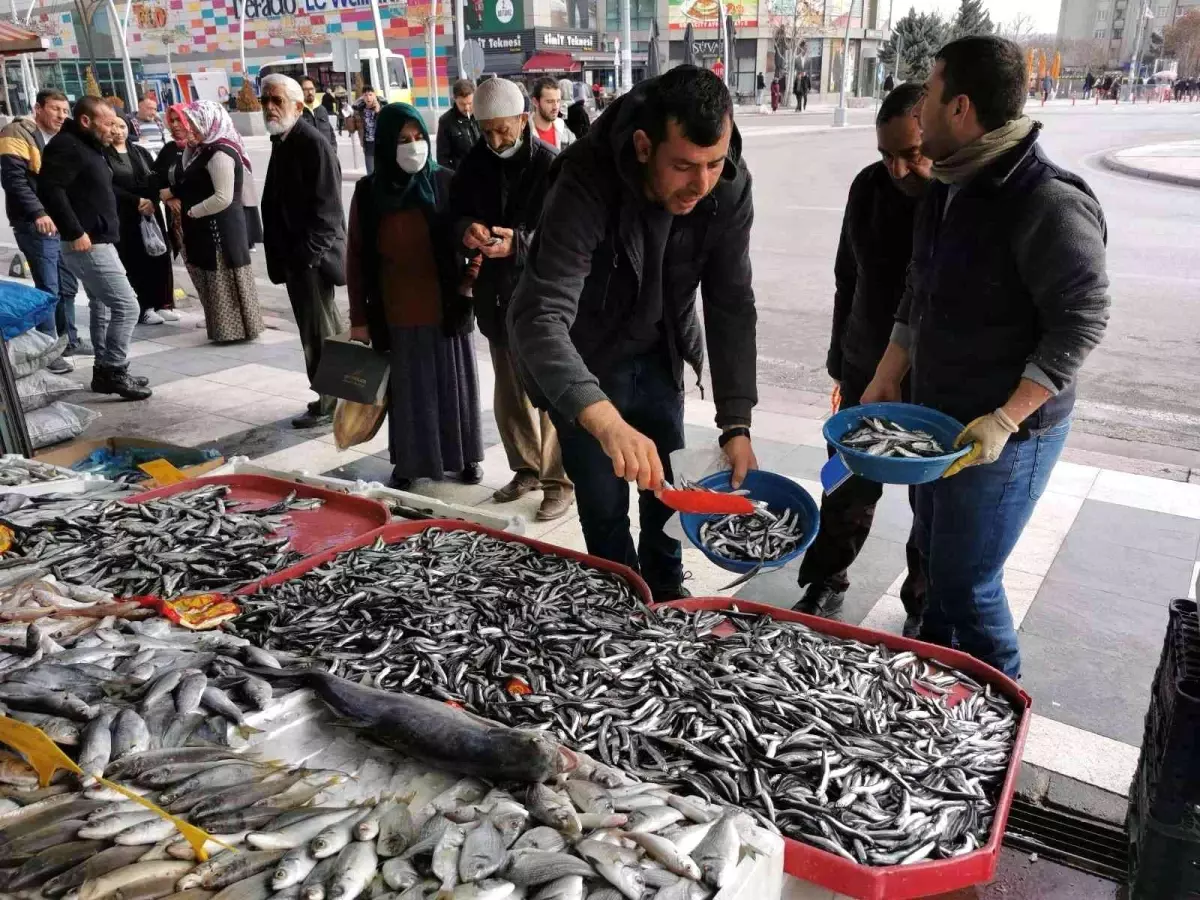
[260,73,348,429]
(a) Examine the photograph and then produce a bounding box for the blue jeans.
[913,418,1070,679]
[551,353,686,595]
[13,221,79,343]
[61,243,139,369]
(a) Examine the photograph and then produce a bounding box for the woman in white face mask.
[346,103,485,491]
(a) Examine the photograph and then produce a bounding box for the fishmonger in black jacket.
[507,66,758,601]
[796,83,931,631]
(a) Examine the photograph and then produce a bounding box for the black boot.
[460,463,484,484]
[798,583,846,620]
[91,365,152,400]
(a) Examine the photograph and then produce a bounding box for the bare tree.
[768,0,822,105]
[1000,12,1035,40]
[1165,9,1200,76]
[1059,36,1110,72]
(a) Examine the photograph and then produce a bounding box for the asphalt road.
[4,99,1198,459]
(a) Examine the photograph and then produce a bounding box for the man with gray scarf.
[862,36,1110,679]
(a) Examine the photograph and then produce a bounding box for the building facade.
[2,0,888,114]
[1057,0,1200,72]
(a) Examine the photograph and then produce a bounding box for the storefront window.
[605,0,653,32]
[536,0,598,29]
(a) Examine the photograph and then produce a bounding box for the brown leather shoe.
[536,490,575,521]
[492,472,540,503]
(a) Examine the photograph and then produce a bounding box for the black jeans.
[551,352,685,596]
[285,266,342,415]
[796,365,926,617]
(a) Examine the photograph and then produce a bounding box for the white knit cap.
[474,77,525,122]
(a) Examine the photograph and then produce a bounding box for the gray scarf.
[931,116,1035,185]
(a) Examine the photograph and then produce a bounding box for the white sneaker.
[157,308,180,322]
[140,310,165,325]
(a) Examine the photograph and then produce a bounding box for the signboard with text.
[233,0,397,18]
[475,32,524,50]
[535,28,595,52]
[668,0,755,31]
[465,0,524,34]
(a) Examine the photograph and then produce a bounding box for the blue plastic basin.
[679,469,820,574]
[823,402,972,485]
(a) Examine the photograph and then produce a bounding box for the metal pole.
[105,0,137,109]
[237,0,247,90]
[426,18,437,110]
[719,1,728,86]
[894,31,902,82]
[369,0,388,96]
[301,39,308,76]
[620,0,632,92]
[455,0,465,81]
[833,0,852,125]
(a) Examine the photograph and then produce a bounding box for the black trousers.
[285,266,342,415]
[796,365,927,617]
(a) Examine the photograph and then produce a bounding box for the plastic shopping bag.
[140,216,168,258]
[333,399,387,451]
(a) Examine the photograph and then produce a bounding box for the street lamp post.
[833,0,854,126]
[104,0,138,110]
[619,0,632,92]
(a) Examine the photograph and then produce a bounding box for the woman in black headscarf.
[346,103,483,491]
[106,116,176,324]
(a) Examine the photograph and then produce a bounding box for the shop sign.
[234,0,397,17]
[538,29,596,51]
[466,0,526,34]
[691,39,721,56]
[477,32,524,50]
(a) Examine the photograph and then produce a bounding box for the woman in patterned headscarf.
[160,99,263,342]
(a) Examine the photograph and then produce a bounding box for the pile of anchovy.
[0,485,315,597]
[0,457,73,487]
[233,533,1017,867]
[838,417,948,458]
[698,507,806,564]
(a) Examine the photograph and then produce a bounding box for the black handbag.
[312,335,390,405]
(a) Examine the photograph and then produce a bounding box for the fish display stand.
[209,459,526,534]
[233,682,787,900]
[654,598,1031,900]
[130,474,391,558]
[241,518,654,607]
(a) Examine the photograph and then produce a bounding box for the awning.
[522,52,581,74]
[0,22,46,56]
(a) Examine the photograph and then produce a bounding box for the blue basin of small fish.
[679,469,820,574]
[823,401,972,485]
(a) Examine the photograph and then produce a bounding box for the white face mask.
[490,136,522,160]
[396,140,428,174]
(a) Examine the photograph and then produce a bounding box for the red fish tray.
[238,518,653,606]
[653,597,1031,900]
[128,474,391,558]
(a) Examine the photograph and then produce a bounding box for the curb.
[1101,150,1200,188]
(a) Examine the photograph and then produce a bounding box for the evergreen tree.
[84,67,102,99]
[950,0,994,39]
[880,7,948,81]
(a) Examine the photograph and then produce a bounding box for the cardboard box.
[36,437,225,488]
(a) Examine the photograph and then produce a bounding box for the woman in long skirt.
[161,100,263,343]
[346,103,483,491]
[105,116,176,324]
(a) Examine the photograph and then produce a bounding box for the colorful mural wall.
[667,0,758,31]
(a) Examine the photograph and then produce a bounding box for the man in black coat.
[261,74,347,429]
[437,79,481,170]
[508,66,758,601]
[797,83,930,631]
[300,76,337,147]
[450,77,573,522]
[39,97,151,400]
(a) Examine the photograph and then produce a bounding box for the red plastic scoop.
[659,489,755,516]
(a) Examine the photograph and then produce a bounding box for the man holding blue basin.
[508,66,758,603]
[862,35,1111,679]
[798,82,931,635]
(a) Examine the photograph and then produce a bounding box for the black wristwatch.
[718,426,751,448]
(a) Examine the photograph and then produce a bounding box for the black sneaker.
[460,463,484,484]
[651,584,692,604]
[63,339,94,357]
[902,614,922,639]
[91,365,152,401]
[389,472,413,491]
[292,410,333,429]
[798,583,846,619]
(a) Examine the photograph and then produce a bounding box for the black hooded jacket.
[507,81,757,428]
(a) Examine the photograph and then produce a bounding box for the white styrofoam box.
[209,457,525,534]
[238,691,784,899]
[0,454,109,496]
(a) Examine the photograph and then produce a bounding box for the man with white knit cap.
[450,76,575,521]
